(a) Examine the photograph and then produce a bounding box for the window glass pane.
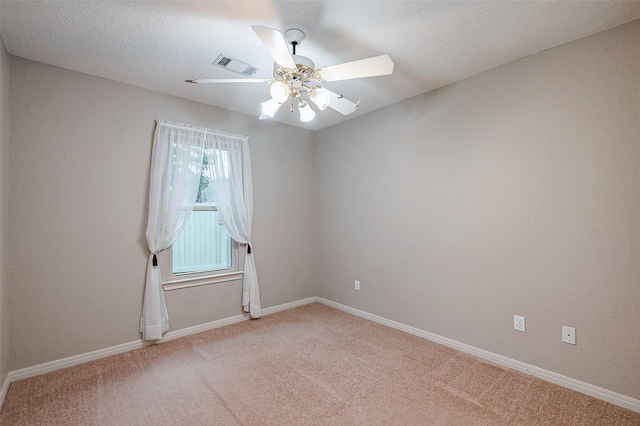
[197,150,214,206]
[196,148,230,206]
[172,210,232,274]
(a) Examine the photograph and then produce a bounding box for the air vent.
[213,54,258,76]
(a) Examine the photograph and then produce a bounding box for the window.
[160,148,242,288]
[171,205,232,275]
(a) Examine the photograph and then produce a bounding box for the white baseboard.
[2,296,638,415]
[0,296,318,408]
[0,374,9,409]
[316,297,640,414]
[260,296,318,316]
[154,297,317,344]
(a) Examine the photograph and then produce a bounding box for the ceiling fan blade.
[186,78,271,84]
[316,55,394,82]
[325,90,362,116]
[251,25,297,70]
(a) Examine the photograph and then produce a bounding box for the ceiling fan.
[186,25,394,123]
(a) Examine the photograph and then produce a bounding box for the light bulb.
[298,101,316,122]
[309,88,331,110]
[260,98,281,119]
[269,82,291,104]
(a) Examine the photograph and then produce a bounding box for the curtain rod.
[153,119,248,141]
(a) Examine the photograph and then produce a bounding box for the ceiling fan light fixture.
[298,101,316,122]
[309,87,331,110]
[269,81,291,103]
[260,98,281,118]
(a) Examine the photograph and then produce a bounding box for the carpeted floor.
[1,303,638,425]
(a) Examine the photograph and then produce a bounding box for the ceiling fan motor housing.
[266,28,317,100]
[273,54,315,98]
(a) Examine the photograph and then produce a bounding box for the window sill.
[162,271,244,291]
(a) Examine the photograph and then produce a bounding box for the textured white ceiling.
[2,1,639,131]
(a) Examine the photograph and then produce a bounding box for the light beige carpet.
[1,303,638,425]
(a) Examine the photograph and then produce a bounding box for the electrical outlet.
[562,326,576,345]
[354,280,360,291]
[514,315,525,332]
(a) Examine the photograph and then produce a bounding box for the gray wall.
[7,58,316,370]
[0,34,9,385]
[314,19,640,399]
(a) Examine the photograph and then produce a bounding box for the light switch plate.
[562,326,576,345]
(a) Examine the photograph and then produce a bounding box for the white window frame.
[160,213,244,289]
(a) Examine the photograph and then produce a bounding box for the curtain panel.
[141,120,260,341]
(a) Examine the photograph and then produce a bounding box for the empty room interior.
[0,1,639,424]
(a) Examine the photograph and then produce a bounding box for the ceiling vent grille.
[213,54,258,76]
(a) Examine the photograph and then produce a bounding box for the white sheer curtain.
[207,135,261,318]
[141,120,206,340]
[141,120,260,341]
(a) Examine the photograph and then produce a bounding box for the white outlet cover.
[514,315,525,332]
[562,326,576,345]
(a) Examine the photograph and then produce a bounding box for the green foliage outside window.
[196,152,210,203]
